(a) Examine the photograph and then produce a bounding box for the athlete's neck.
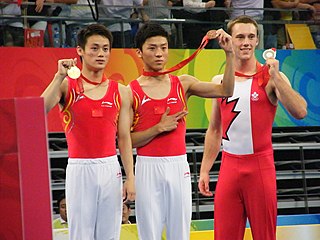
[139,74,169,83]
[81,69,105,84]
[235,57,257,75]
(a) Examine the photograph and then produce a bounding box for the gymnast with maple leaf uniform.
[198,15,307,240]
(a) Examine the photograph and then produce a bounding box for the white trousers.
[135,155,192,240]
[66,156,122,240]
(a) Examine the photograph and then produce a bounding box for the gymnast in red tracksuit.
[198,16,307,240]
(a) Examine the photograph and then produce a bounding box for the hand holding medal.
[67,65,81,79]
[235,48,277,88]
[262,48,277,60]
[206,30,217,40]
[60,58,80,79]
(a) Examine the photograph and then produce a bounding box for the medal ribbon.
[142,35,209,76]
[235,61,270,87]
[76,74,107,94]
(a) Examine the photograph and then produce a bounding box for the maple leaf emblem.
[221,97,240,141]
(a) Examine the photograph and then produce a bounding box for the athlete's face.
[77,35,110,71]
[231,23,259,61]
[122,203,131,224]
[137,36,169,72]
[59,198,67,222]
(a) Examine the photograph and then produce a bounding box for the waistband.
[223,149,274,159]
[136,154,187,164]
[68,155,118,165]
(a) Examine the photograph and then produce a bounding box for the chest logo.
[167,97,177,104]
[251,92,259,101]
[141,95,151,106]
[75,95,85,102]
[101,101,113,107]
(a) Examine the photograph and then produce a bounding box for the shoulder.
[117,82,130,96]
[178,74,195,81]
[211,74,224,84]
[178,74,199,87]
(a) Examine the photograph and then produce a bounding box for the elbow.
[223,88,234,98]
[130,135,138,148]
[226,89,234,98]
[295,108,307,120]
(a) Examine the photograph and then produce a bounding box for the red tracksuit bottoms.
[214,150,277,240]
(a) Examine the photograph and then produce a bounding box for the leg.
[242,152,277,240]
[214,153,246,240]
[135,156,166,240]
[166,157,192,240]
[95,157,123,240]
[66,160,99,240]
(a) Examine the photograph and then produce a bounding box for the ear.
[136,48,142,58]
[256,35,260,46]
[76,46,83,57]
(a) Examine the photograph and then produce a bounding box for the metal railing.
[1,3,319,48]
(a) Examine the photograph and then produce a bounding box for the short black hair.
[77,23,113,50]
[57,193,65,208]
[134,22,169,50]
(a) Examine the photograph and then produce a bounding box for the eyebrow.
[90,43,110,47]
[147,42,168,47]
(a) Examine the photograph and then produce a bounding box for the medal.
[262,48,277,60]
[67,66,81,79]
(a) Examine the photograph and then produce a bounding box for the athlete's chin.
[152,66,165,72]
[239,54,252,61]
[91,64,107,71]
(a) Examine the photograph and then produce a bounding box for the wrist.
[225,50,235,55]
[54,73,66,82]
[125,174,135,181]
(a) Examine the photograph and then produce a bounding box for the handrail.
[1,3,319,25]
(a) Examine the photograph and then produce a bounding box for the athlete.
[41,24,135,240]
[129,22,235,240]
[198,15,307,240]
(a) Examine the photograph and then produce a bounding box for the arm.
[41,58,76,113]
[136,1,150,22]
[127,85,187,148]
[130,107,188,148]
[198,97,222,196]
[300,0,320,3]
[183,0,216,8]
[182,29,234,99]
[118,85,135,201]
[51,0,78,4]
[35,0,45,13]
[272,0,299,8]
[272,0,316,17]
[266,58,307,119]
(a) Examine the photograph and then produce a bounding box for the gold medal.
[67,66,81,79]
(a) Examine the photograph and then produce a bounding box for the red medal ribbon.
[142,35,209,76]
[235,61,270,87]
[76,74,107,94]
[80,74,107,85]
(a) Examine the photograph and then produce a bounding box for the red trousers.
[214,150,277,240]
